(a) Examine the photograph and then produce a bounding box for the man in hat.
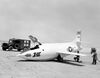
[91,48,98,65]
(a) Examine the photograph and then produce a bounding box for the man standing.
[91,48,98,65]
[29,35,42,50]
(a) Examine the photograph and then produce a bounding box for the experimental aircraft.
[17,31,86,62]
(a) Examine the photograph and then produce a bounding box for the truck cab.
[2,38,31,51]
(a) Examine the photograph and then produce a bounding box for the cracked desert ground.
[0,49,100,78]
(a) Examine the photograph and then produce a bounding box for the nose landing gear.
[56,54,63,62]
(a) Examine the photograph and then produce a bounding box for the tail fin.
[73,31,81,42]
[73,31,82,50]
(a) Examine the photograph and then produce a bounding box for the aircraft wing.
[59,52,86,56]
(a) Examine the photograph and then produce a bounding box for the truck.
[1,38,31,51]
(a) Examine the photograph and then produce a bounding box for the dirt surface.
[0,50,100,78]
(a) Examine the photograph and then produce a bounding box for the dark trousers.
[92,59,97,65]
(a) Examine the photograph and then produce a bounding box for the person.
[29,35,42,50]
[74,51,80,62]
[91,48,98,65]
[30,45,39,50]
[30,42,42,50]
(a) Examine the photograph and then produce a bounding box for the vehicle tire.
[15,44,19,49]
[17,49,21,51]
[2,43,9,51]
[2,47,6,51]
[23,48,28,51]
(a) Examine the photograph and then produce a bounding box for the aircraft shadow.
[54,60,84,66]
[18,59,84,67]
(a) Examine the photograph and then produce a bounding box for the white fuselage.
[17,31,82,60]
[17,42,78,60]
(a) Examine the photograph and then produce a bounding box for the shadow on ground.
[17,59,84,66]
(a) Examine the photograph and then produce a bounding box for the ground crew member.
[91,48,98,65]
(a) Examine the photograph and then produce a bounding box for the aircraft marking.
[25,53,31,57]
[32,52,41,57]
[67,47,73,52]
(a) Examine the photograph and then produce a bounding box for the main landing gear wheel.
[74,56,79,62]
[74,56,82,63]
[56,54,63,62]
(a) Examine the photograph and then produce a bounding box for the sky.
[0,0,100,48]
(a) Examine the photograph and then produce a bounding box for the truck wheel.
[2,47,6,51]
[15,44,19,49]
[23,48,28,51]
[17,49,21,51]
[2,43,9,51]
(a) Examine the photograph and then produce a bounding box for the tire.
[2,47,6,51]
[23,48,28,51]
[2,43,9,51]
[15,44,20,51]
[15,44,19,49]
[74,56,80,62]
[17,49,21,51]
